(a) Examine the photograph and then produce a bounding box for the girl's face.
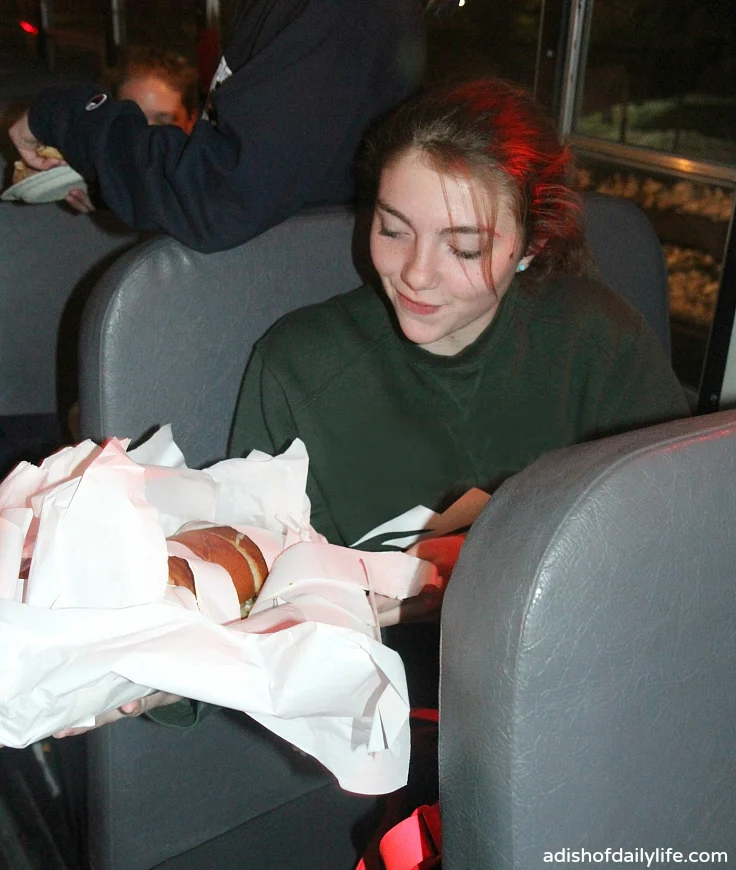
[118,75,197,133]
[370,148,531,356]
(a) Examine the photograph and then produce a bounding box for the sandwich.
[12,145,65,185]
[167,525,269,618]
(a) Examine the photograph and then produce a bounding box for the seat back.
[440,411,736,867]
[79,206,364,467]
[85,711,376,870]
[583,191,671,355]
[77,206,373,870]
[0,203,139,415]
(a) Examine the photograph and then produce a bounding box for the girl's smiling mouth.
[396,291,442,315]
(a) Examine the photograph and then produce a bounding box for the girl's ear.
[516,253,534,273]
[183,110,199,135]
[518,234,547,271]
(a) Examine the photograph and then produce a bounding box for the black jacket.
[29,0,425,252]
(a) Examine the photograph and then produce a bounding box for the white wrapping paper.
[0,429,438,794]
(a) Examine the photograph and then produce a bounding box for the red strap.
[409,707,439,724]
[356,713,441,870]
[356,803,441,870]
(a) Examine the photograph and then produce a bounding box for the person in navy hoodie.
[10,0,425,253]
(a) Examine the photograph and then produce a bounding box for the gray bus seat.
[441,410,736,867]
[79,205,365,468]
[0,202,139,471]
[77,206,374,870]
[86,711,380,870]
[583,191,671,357]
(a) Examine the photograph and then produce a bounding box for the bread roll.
[36,145,64,160]
[167,526,268,618]
[12,147,64,185]
[12,160,37,184]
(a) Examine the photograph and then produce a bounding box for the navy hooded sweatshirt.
[28,0,425,252]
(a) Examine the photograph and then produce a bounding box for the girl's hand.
[375,584,445,627]
[406,532,466,582]
[374,533,466,627]
[65,187,96,213]
[9,112,65,172]
[53,691,183,738]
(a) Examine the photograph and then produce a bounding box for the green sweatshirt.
[230,277,690,546]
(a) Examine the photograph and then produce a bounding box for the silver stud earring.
[516,261,528,273]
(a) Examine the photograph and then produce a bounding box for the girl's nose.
[401,242,439,293]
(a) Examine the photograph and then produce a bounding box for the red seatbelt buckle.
[356,802,441,870]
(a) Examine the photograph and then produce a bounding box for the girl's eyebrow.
[376,200,410,224]
[376,200,482,235]
[439,225,480,236]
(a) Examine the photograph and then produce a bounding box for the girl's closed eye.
[451,246,482,261]
[378,222,403,239]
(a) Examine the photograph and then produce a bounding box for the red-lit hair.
[359,78,594,285]
[103,47,199,116]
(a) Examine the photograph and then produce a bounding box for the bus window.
[575,159,734,390]
[559,0,736,392]
[424,0,543,89]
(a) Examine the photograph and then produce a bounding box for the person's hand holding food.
[375,533,466,627]
[1,525,268,748]
[52,692,184,739]
[9,110,66,173]
[8,110,94,211]
[0,693,183,747]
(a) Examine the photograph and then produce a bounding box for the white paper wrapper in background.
[0,428,436,794]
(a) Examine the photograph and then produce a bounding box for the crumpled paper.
[0,428,438,795]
